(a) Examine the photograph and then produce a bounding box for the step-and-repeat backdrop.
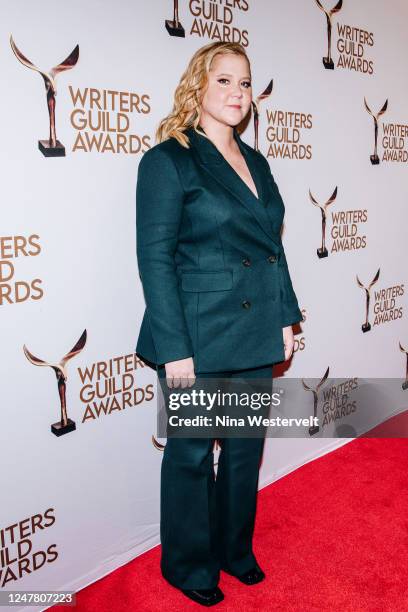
[1,0,407,608]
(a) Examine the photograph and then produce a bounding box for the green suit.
[135,125,302,373]
[157,362,273,590]
[135,125,302,590]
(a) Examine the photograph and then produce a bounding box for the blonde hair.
[155,41,250,148]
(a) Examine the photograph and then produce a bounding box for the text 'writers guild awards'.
[315,0,343,70]
[23,330,87,436]
[364,97,388,165]
[165,0,185,37]
[302,367,330,436]
[399,342,408,391]
[10,35,79,157]
[252,79,273,152]
[310,186,337,258]
[356,269,380,333]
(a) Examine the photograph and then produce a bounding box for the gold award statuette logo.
[356,268,380,333]
[301,366,330,436]
[165,0,185,37]
[364,97,388,165]
[152,435,165,450]
[399,342,408,391]
[10,35,79,157]
[23,330,87,436]
[252,79,273,152]
[315,0,343,70]
[309,186,337,258]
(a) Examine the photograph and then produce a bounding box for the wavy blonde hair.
[155,41,250,148]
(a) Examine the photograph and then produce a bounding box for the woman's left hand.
[282,325,295,361]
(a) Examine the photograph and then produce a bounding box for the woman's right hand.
[165,357,196,389]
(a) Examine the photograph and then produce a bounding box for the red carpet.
[53,438,408,611]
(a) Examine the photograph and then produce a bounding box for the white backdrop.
[1,1,407,609]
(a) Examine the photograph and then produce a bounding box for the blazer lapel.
[186,126,279,246]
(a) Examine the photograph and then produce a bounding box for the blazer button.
[267,254,277,263]
[242,257,251,267]
[242,300,251,309]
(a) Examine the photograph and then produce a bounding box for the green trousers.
[157,362,273,590]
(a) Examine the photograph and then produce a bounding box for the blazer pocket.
[181,270,233,292]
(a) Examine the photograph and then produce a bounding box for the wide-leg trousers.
[157,362,273,590]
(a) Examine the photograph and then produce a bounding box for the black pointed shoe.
[222,563,265,585]
[180,586,224,606]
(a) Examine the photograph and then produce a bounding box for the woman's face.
[199,53,252,129]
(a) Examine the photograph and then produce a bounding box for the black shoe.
[180,586,224,606]
[222,563,265,585]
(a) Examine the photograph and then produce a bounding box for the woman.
[135,41,303,607]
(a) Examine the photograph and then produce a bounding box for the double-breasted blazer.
[135,125,303,373]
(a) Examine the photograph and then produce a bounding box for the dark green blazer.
[135,125,303,373]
